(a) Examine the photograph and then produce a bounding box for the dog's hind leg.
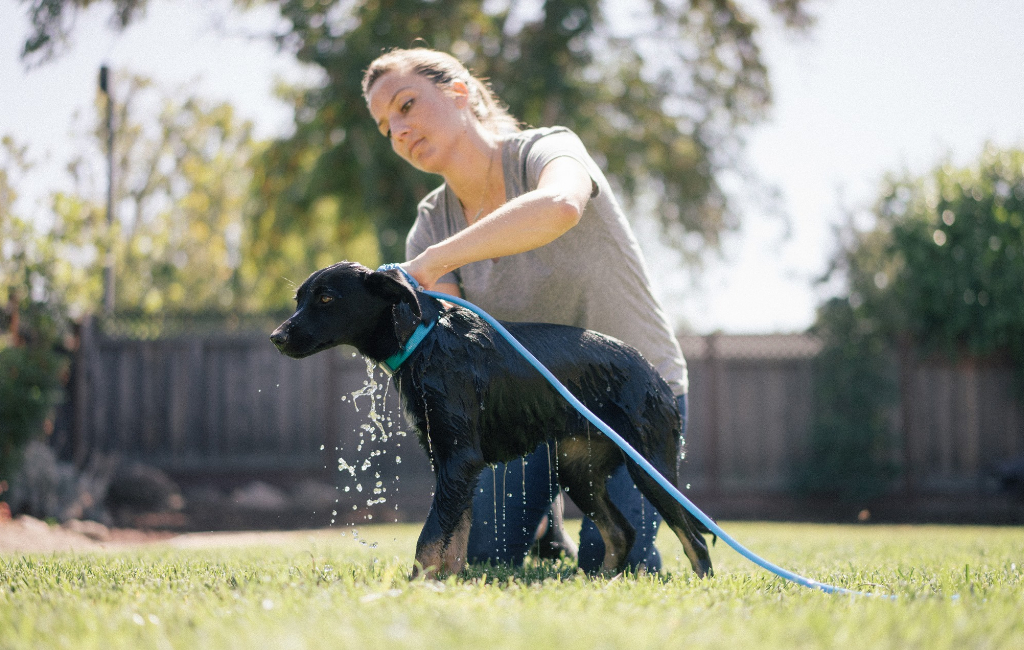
[625,459,713,578]
[556,436,635,574]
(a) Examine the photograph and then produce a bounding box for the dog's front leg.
[412,451,483,579]
[413,503,473,579]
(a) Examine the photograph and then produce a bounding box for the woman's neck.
[444,128,504,225]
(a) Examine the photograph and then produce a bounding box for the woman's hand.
[400,254,447,291]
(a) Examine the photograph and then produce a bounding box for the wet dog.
[271,262,712,578]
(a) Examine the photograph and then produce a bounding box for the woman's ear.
[448,79,471,109]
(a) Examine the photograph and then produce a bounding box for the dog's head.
[270,262,427,360]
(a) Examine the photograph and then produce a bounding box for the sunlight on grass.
[1,521,1022,649]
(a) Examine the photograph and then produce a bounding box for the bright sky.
[2,0,1023,334]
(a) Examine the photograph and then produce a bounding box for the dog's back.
[396,305,681,466]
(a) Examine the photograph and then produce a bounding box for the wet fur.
[271,262,712,578]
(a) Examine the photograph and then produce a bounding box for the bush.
[797,298,900,500]
[0,300,69,484]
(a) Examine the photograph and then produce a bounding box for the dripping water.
[521,457,528,539]
[501,463,510,557]
[491,465,498,543]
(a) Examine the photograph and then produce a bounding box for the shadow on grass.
[456,556,681,586]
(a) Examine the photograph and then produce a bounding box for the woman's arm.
[402,156,593,290]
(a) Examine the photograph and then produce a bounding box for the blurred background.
[1,0,1023,533]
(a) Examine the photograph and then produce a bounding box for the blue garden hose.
[379,264,891,598]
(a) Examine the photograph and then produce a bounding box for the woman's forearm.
[404,157,593,289]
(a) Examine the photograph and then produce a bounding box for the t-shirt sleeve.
[523,129,601,198]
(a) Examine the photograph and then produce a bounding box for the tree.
[833,145,1024,369]
[252,0,814,270]
[56,71,263,318]
[18,0,815,310]
[802,144,1024,499]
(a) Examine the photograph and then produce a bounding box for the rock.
[106,463,184,513]
[14,514,50,534]
[229,481,290,511]
[291,480,339,509]
[63,518,111,541]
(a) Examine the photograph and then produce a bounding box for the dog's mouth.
[277,338,337,359]
[271,323,340,359]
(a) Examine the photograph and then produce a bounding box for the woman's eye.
[319,295,333,304]
[401,98,414,113]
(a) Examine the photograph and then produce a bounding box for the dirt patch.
[0,515,341,555]
[0,515,168,554]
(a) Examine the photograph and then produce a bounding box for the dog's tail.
[694,514,718,546]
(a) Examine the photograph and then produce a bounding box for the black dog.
[271,262,713,578]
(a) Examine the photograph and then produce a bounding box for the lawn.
[1,521,1022,649]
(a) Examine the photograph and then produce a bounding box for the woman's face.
[366,69,469,174]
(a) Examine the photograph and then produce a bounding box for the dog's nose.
[270,327,289,349]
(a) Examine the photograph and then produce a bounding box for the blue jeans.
[466,394,688,572]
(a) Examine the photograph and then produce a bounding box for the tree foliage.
[832,145,1024,367]
[102,74,259,315]
[4,70,263,322]
[18,0,150,66]
[60,72,261,317]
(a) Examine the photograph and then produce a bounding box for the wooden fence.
[58,321,1024,523]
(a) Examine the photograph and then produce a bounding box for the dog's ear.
[366,268,423,343]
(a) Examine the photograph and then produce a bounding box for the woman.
[363,47,688,573]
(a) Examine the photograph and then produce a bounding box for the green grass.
[1,521,1022,649]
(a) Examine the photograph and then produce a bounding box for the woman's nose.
[390,117,411,142]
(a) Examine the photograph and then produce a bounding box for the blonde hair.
[362,48,520,134]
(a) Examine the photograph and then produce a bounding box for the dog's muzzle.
[270,324,290,350]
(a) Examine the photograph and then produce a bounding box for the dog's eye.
[319,295,333,304]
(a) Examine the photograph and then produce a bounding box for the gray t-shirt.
[406,126,687,395]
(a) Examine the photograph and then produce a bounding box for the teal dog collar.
[379,319,436,375]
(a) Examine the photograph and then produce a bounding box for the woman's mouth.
[409,137,425,157]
